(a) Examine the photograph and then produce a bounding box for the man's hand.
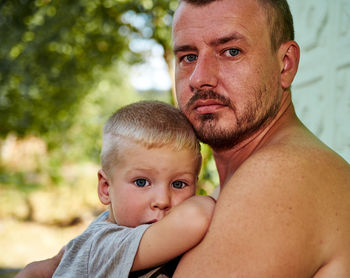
[15,246,65,278]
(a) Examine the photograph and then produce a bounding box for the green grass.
[0,269,20,278]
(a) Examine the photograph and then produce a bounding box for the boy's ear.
[278,40,300,89]
[98,169,111,205]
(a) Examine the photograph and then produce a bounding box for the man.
[171,0,350,277]
[16,0,350,277]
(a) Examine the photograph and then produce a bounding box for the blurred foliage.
[0,0,178,140]
[0,271,18,278]
[0,0,218,223]
[197,143,219,195]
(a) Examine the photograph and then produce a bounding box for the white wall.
[289,0,350,162]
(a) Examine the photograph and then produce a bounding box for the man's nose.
[189,54,218,90]
[151,186,171,211]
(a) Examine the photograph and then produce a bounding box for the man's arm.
[131,195,215,271]
[15,247,65,278]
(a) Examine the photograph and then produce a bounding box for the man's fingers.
[44,246,65,276]
[52,245,65,263]
[15,246,65,278]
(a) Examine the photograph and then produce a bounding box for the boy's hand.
[15,246,65,278]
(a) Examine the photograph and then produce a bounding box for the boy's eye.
[172,180,186,189]
[134,179,149,187]
[184,54,197,63]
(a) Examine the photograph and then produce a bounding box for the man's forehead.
[172,0,268,47]
[173,0,266,29]
[173,31,248,55]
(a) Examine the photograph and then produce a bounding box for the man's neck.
[212,91,298,186]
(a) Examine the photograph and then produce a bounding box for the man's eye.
[172,180,186,189]
[224,48,240,57]
[134,179,149,187]
[184,54,197,63]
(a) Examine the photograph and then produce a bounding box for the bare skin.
[14,247,65,278]
[172,0,350,277]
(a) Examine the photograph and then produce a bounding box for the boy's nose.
[151,187,171,211]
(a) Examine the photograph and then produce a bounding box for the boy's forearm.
[168,195,215,233]
[132,196,215,271]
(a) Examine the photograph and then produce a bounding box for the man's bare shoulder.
[236,133,350,189]
[230,136,350,234]
[174,136,350,277]
[217,137,350,277]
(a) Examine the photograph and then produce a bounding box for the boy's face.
[98,141,198,227]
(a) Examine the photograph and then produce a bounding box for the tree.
[0,0,177,139]
[0,1,217,215]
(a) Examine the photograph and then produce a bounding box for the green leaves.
[0,1,219,206]
[0,0,130,137]
[0,0,179,139]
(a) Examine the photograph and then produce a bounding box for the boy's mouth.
[146,219,158,224]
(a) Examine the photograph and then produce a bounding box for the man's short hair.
[101,100,201,178]
[179,0,295,51]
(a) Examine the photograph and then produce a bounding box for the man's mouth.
[186,89,231,115]
[193,99,226,115]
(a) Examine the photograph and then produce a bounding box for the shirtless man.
[172,0,350,277]
[16,0,350,277]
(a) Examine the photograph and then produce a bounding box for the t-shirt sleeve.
[53,212,150,278]
[88,223,150,278]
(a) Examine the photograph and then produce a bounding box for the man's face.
[173,0,283,150]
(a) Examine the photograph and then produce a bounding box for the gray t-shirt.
[53,211,150,278]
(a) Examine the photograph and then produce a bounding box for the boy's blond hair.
[101,101,201,178]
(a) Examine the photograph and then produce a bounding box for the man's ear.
[97,169,111,205]
[278,40,300,89]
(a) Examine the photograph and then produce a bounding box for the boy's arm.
[131,195,215,271]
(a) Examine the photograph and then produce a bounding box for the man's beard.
[185,89,281,151]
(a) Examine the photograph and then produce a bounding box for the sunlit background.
[0,0,349,276]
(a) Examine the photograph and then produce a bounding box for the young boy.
[53,101,216,278]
